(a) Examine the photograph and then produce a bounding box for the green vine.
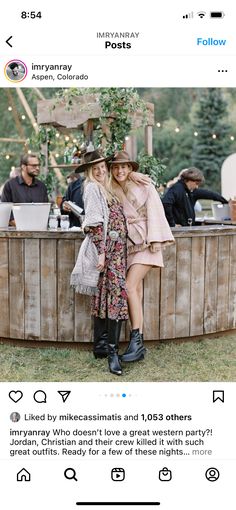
[98,88,148,154]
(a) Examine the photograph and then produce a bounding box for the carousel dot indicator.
[122,393,127,398]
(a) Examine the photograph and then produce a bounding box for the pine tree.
[192,88,231,190]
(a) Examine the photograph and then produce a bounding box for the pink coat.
[113,181,175,254]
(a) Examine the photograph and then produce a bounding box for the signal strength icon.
[183,12,194,19]
[197,11,206,18]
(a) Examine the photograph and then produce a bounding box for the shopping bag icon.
[159,467,172,481]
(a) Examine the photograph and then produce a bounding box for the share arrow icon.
[58,391,71,403]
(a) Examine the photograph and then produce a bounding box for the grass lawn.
[0,334,235,382]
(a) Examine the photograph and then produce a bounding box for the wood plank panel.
[74,240,92,343]
[0,239,9,337]
[24,239,40,340]
[40,239,57,341]
[9,239,25,339]
[57,239,75,341]
[143,267,161,340]
[204,236,218,334]
[175,238,191,338]
[217,236,230,331]
[190,237,205,336]
[228,235,236,329]
[160,243,177,339]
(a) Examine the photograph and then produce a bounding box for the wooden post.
[145,125,153,155]
[125,135,137,159]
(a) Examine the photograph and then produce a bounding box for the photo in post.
[0,87,235,382]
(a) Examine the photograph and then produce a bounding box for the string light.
[56,133,60,138]
[72,138,77,143]
[230,136,235,141]
[11,166,15,171]
[156,122,161,127]
[21,115,26,120]
[212,134,217,139]
[5,155,10,160]
[33,122,38,127]
[8,106,12,112]
[65,136,70,142]
[194,131,198,136]
[55,153,59,158]
[27,150,32,154]
[125,136,130,141]
[175,127,180,133]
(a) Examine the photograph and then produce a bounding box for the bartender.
[1,154,48,203]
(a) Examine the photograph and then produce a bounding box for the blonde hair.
[84,164,118,205]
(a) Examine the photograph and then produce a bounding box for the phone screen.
[0,1,235,509]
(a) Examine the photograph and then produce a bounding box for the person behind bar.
[1,154,48,204]
[61,171,84,227]
[71,150,128,376]
[162,167,228,227]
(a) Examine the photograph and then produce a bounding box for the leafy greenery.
[98,88,147,154]
[53,87,148,155]
[137,150,167,187]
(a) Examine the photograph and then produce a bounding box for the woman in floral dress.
[71,150,128,375]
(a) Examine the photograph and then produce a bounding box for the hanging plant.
[98,88,148,155]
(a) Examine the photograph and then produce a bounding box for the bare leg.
[126,264,152,332]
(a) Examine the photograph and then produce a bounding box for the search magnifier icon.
[64,468,78,481]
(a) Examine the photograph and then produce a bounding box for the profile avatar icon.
[10,411,21,422]
[4,60,27,83]
[205,467,220,482]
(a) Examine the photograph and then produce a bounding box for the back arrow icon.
[6,36,13,48]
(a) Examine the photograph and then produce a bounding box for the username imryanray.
[31,64,88,81]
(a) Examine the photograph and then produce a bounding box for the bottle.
[64,147,70,164]
[71,145,80,164]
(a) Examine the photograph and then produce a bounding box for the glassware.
[60,215,70,230]
[48,214,58,230]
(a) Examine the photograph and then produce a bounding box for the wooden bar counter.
[0,226,236,344]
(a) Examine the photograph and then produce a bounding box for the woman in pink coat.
[110,151,175,363]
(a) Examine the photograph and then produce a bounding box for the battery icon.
[210,11,225,18]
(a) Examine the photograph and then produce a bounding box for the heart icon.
[9,391,23,403]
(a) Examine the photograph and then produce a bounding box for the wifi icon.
[197,11,206,18]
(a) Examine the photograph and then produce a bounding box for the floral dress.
[89,200,128,321]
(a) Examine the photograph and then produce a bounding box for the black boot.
[107,319,122,375]
[120,329,146,362]
[93,317,108,359]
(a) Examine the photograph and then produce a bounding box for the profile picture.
[4,60,27,83]
[10,412,21,422]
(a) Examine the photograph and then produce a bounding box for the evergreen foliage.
[192,88,232,189]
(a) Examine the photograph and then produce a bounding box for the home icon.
[17,468,31,482]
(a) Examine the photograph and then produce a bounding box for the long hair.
[84,164,118,205]
[110,162,133,198]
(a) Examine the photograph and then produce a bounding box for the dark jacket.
[162,179,228,227]
[1,175,48,203]
[61,177,84,227]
